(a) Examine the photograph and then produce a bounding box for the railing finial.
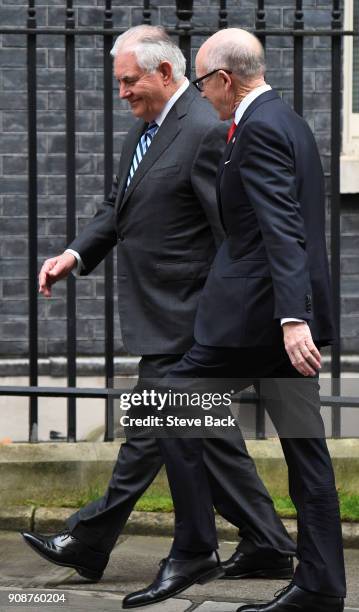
[175,1,193,78]
[218,0,227,30]
[256,0,266,34]
[293,0,304,30]
[105,0,113,26]
[332,0,342,30]
[66,0,75,28]
[256,0,266,31]
[143,0,152,25]
[176,0,194,32]
[27,0,36,27]
[294,0,304,29]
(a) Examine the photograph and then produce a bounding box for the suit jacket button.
[118,234,124,242]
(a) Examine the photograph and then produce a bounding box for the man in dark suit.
[124,28,346,612]
[22,26,295,585]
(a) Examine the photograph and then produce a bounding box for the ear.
[157,61,173,85]
[218,70,232,91]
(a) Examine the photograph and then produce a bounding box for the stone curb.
[2,440,359,504]
[1,506,359,548]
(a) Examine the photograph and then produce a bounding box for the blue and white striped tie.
[126,121,159,188]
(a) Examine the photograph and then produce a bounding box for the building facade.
[0,0,358,364]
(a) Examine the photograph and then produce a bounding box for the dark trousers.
[157,343,346,598]
[67,353,295,558]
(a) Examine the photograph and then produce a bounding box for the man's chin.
[130,108,141,117]
[129,102,144,117]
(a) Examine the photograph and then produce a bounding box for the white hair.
[111,25,186,82]
[205,38,265,82]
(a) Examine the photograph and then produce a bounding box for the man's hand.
[282,321,321,376]
[38,252,77,297]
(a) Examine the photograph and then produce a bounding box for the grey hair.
[111,25,186,82]
[205,38,265,82]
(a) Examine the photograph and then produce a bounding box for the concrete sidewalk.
[0,532,358,611]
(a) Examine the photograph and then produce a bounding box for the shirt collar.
[234,83,272,126]
[154,78,190,127]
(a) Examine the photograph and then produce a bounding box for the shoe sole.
[221,567,294,580]
[122,565,225,609]
[21,534,104,582]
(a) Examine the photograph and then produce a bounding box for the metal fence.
[0,0,358,442]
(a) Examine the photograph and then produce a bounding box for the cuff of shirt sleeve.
[65,249,83,276]
[280,318,306,326]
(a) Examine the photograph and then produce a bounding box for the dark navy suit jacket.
[194,89,335,348]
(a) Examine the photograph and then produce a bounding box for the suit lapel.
[118,118,180,212]
[116,86,197,215]
[216,89,280,229]
[115,120,145,212]
[216,136,237,214]
[217,89,280,181]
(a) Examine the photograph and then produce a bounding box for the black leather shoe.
[237,583,345,611]
[21,530,108,582]
[122,551,224,609]
[222,548,294,580]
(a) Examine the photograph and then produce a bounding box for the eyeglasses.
[192,68,232,92]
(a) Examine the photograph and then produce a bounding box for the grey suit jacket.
[69,85,227,355]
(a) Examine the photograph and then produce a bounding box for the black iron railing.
[0,0,357,441]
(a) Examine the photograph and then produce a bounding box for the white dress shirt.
[232,83,304,327]
[66,79,190,274]
[234,83,272,126]
[154,78,189,127]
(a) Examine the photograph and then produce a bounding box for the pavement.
[0,532,358,612]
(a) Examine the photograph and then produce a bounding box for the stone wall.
[0,0,358,361]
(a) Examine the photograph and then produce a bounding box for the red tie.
[227,121,237,143]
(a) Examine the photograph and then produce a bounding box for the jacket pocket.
[155,261,210,281]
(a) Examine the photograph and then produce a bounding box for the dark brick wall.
[0,0,358,358]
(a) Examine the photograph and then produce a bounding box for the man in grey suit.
[22,25,295,584]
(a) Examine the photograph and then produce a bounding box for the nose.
[119,82,130,99]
